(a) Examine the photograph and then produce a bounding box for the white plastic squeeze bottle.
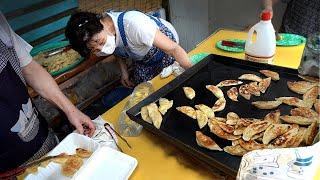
[245,11,276,63]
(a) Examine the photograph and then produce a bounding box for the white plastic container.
[245,11,276,63]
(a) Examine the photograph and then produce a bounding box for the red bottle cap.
[261,11,272,21]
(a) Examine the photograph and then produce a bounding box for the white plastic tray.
[25,133,137,180]
[72,146,138,180]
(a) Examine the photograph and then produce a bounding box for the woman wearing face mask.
[65,11,192,87]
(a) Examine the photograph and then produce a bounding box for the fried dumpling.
[239,139,267,151]
[233,118,253,135]
[262,124,291,144]
[62,156,83,177]
[158,98,173,115]
[243,121,271,141]
[264,110,281,124]
[196,110,208,129]
[239,84,251,100]
[292,127,307,147]
[259,77,272,93]
[147,103,163,129]
[183,87,196,100]
[298,75,320,83]
[76,148,92,158]
[303,86,319,105]
[238,74,262,82]
[275,97,311,108]
[252,100,282,110]
[290,107,318,118]
[259,70,280,81]
[227,87,239,102]
[196,131,222,151]
[287,81,317,94]
[141,106,152,123]
[272,124,299,148]
[314,99,320,114]
[216,80,243,87]
[52,153,73,164]
[195,104,215,119]
[226,112,240,125]
[212,98,226,112]
[215,120,235,134]
[304,122,318,146]
[247,82,261,96]
[232,139,241,146]
[251,131,264,140]
[176,106,197,119]
[208,119,241,140]
[224,145,247,156]
[206,85,224,98]
[280,115,316,125]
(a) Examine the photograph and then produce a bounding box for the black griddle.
[126,54,302,177]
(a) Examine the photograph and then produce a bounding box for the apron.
[0,40,53,172]
[115,11,176,84]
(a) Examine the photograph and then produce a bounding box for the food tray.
[30,41,84,76]
[126,54,303,176]
[25,133,137,180]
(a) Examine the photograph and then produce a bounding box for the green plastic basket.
[276,33,306,46]
[31,41,84,76]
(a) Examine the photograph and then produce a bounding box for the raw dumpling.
[196,110,208,129]
[147,103,163,129]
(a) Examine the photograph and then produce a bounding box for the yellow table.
[101,29,306,180]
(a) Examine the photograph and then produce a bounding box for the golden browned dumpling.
[52,153,73,164]
[158,98,173,115]
[264,109,281,124]
[239,84,251,100]
[276,97,311,108]
[216,120,234,134]
[272,124,299,148]
[303,86,319,105]
[252,101,282,110]
[195,131,222,151]
[208,119,241,140]
[304,122,318,146]
[247,82,261,96]
[259,70,280,81]
[239,139,267,151]
[176,106,197,119]
[233,118,254,135]
[216,80,243,87]
[314,99,320,114]
[280,115,316,125]
[62,156,83,177]
[227,87,239,102]
[298,75,320,83]
[258,77,272,93]
[262,124,291,144]
[242,121,271,141]
[224,145,247,156]
[287,81,317,94]
[183,87,196,100]
[212,98,226,112]
[238,74,262,82]
[76,148,92,158]
[206,85,224,98]
[195,104,215,119]
[290,107,318,118]
[147,103,163,129]
[292,127,307,147]
[195,110,208,129]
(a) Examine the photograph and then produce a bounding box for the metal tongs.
[104,123,132,152]
[44,46,72,58]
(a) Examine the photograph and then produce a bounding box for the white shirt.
[0,12,33,67]
[107,11,179,60]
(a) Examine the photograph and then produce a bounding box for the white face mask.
[96,35,116,56]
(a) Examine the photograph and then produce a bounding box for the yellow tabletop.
[189,29,305,69]
[101,29,306,180]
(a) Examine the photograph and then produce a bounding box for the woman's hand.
[67,108,96,137]
[121,69,135,88]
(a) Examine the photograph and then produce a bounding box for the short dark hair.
[65,11,103,57]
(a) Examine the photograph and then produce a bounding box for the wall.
[169,0,209,51]
[169,0,287,51]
